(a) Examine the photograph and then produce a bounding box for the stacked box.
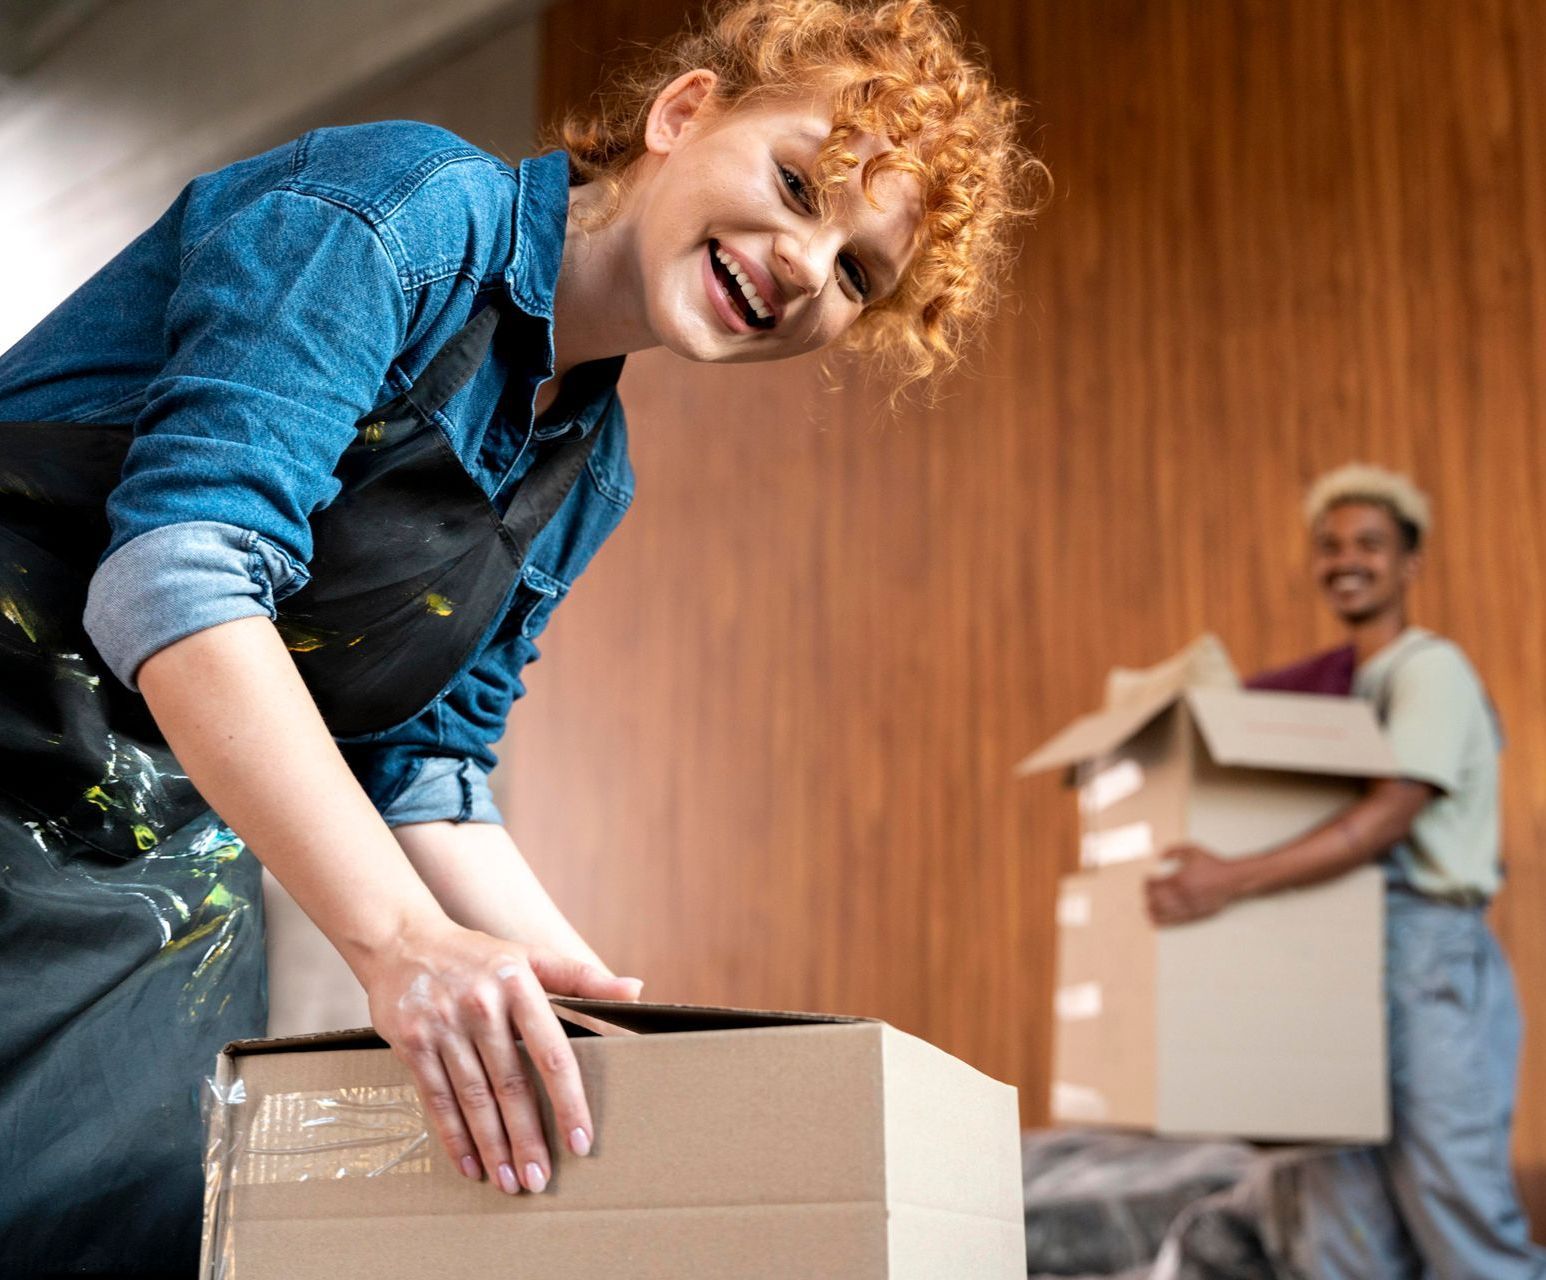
[1017,638,1396,1142]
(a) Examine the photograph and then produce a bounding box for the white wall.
[0,0,547,348]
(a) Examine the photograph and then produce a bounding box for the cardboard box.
[1017,637,1397,1143]
[201,998,1026,1279]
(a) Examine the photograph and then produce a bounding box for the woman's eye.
[778,163,868,302]
[778,164,813,211]
[839,255,870,301]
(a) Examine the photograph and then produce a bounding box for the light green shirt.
[1353,627,1502,900]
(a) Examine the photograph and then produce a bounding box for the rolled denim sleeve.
[84,521,307,687]
[379,756,503,827]
[85,186,408,686]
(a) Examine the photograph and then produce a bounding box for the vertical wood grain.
[521,0,1546,1228]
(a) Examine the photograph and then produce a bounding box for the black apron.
[0,303,598,1276]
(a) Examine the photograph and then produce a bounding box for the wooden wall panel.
[520,0,1546,1227]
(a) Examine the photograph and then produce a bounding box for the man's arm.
[1145,776,1434,925]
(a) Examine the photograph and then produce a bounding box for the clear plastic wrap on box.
[199,1048,430,1278]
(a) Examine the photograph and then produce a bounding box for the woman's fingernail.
[524,1162,548,1194]
[497,1162,519,1195]
[569,1127,592,1157]
[460,1155,481,1180]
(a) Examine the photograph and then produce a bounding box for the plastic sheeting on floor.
[1023,1129,1309,1279]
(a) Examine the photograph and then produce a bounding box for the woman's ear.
[644,69,720,156]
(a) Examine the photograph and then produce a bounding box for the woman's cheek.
[815,301,861,349]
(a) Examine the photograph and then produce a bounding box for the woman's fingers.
[503,963,593,1175]
[396,1040,485,1184]
[529,950,644,1002]
[438,1033,524,1195]
[472,993,554,1192]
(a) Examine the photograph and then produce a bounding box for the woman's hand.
[362,918,643,1194]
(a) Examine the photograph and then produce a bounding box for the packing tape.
[1079,820,1153,868]
[235,1085,432,1185]
[1055,980,1103,1022]
[200,1079,430,1278]
[200,1077,242,1280]
[1078,758,1144,815]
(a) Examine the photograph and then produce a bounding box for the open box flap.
[1015,634,1238,776]
[222,1026,384,1058]
[1185,686,1399,778]
[222,1001,872,1059]
[1015,684,1186,775]
[548,998,871,1035]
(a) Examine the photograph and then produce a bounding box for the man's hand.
[1145,845,1246,925]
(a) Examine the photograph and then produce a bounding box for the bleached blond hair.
[1304,463,1432,550]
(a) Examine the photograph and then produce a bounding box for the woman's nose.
[774,233,830,299]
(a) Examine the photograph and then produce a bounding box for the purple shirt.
[1246,645,1357,697]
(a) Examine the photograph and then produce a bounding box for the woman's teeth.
[714,246,772,322]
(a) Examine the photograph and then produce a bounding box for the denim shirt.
[0,123,633,825]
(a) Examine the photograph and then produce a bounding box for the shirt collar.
[505,149,572,320]
[504,149,625,440]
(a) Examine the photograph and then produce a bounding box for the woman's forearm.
[138,614,639,1189]
[392,820,607,970]
[136,615,446,975]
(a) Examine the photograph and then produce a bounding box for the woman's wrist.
[337,896,456,985]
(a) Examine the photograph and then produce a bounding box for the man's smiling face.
[1311,500,1420,626]
[627,75,923,365]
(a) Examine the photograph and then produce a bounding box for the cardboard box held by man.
[1018,635,1398,1143]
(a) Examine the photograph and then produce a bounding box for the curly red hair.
[548,0,1050,392]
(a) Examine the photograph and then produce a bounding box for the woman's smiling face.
[627,72,923,364]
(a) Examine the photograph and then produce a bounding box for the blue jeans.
[1296,890,1546,1278]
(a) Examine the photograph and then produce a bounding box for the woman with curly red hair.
[0,1,1045,1269]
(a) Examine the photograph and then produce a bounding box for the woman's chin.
[652,309,740,363]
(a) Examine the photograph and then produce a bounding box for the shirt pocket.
[515,563,569,642]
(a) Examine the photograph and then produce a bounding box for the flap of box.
[1016,634,1239,775]
[222,1002,871,1061]
[1185,687,1399,777]
[549,998,871,1035]
[223,1027,386,1058]
[1014,687,1183,774]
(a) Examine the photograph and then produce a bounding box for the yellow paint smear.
[83,785,117,811]
[424,593,455,617]
[362,421,386,443]
[1,596,39,643]
[160,914,221,957]
[132,824,159,851]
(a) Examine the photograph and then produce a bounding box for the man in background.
[1145,464,1544,1277]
